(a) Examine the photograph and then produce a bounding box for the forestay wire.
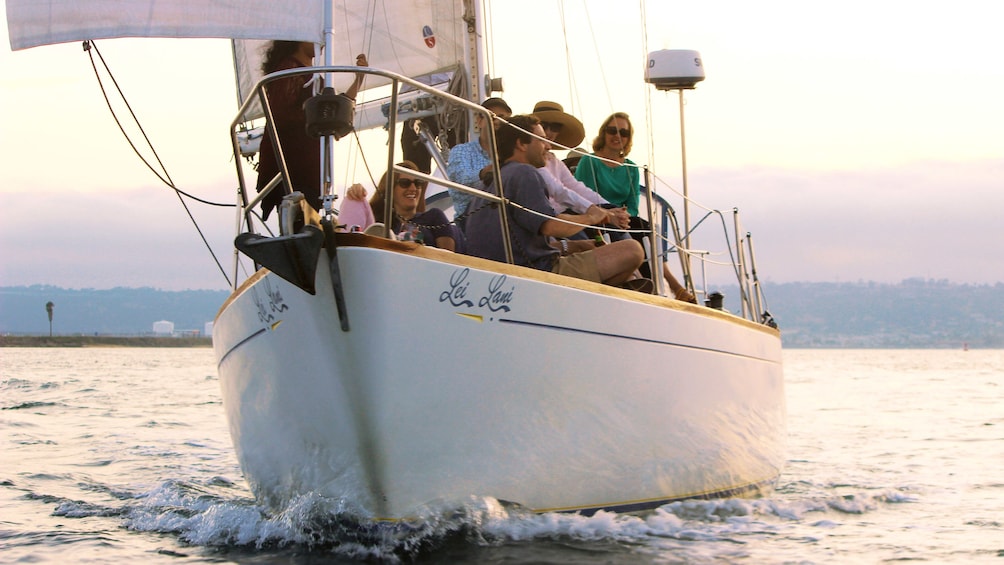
[83,40,232,288]
[335,0,378,192]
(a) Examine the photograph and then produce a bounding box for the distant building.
[204,321,214,337]
[152,320,174,335]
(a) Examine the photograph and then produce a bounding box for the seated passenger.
[465,115,644,287]
[575,111,696,302]
[344,161,463,252]
[529,100,630,234]
[445,97,512,231]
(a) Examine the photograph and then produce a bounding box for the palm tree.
[45,301,54,337]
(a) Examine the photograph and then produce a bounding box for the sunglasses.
[604,125,631,138]
[396,178,428,189]
[540,121,564,133]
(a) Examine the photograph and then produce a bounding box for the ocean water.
[1,347,1001,563]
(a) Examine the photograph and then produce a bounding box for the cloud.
[678,158,1004,284]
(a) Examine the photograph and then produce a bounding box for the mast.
[470,0,488,104]
[464,0,502,132]
[321,0,335,214]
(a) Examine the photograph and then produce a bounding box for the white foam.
[117,479,920,559]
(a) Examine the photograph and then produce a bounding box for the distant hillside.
[717,278,1004,348]
[0,286,228,336]
[2,280,1002,347]
[0,335,212,347]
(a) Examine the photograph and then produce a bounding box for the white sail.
[5,0,324,51]
[232,0,471,118]
[6,0,474,126]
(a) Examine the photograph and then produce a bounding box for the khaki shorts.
[552,249,602,283]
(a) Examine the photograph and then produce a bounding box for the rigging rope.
[84,40,232,288]
[580,1,613,112]
[640,0,656,179]
[556,1,580,117]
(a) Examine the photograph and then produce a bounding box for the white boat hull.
[213,237,785,519]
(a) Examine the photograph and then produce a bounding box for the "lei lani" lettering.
[439,268,515,313]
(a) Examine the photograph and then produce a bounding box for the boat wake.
[35,478,918,562]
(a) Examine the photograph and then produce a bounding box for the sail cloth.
[7,0,472,122]
[5,0,324,51]
[233,0,470,116]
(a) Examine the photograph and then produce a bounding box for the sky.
[1,0,1002,291]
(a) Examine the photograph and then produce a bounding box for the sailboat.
[7,0,785,520]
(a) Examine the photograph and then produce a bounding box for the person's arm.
[434,236,456,252]
[628,162,641,213]
[421,209,458,251]
[539,205,608,238]
[550,155,606,206]
[345,54,368,100]
[540,165,594,213]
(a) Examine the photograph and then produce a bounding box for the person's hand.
[478,164,494,185]
[584,205,608,226]
[353,54,368,84]
[346,183,367,201]
[606,206,630,229]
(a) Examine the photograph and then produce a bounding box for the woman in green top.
[575,112,696,303]
[574,112,640,216]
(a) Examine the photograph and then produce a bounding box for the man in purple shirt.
[466,115,644,287]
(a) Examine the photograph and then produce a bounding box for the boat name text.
[440,268,514,313]
[253,278,289,324]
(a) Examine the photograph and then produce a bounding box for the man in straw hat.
[530,101,630,230]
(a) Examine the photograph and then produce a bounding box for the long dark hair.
[262,40,306,73]
[370,161,425,221]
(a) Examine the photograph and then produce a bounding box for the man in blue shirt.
[445,97,512,231]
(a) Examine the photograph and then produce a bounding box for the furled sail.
[5,0,323,50]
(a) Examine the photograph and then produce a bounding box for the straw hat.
[530,101,585,149]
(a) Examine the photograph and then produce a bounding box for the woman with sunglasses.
[575,112,696,302]
[343,161,463,252]
[574,112,639,216]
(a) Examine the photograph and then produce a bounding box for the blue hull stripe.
[499,317,776,363]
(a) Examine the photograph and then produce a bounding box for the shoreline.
[0,335,213,348]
